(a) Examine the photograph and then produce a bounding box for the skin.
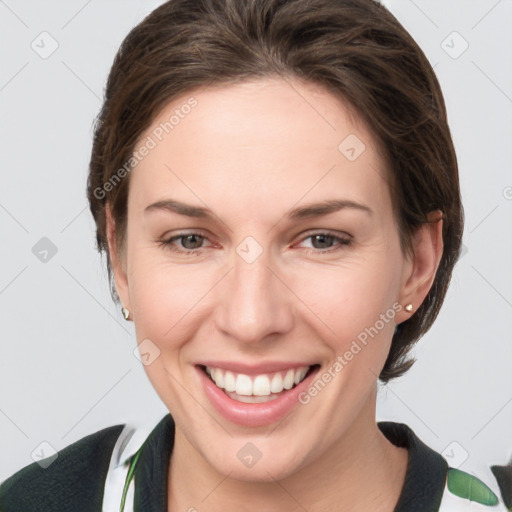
[107,77,443,511]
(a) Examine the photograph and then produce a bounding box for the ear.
[105,204,130,311]
[396,210,444,323]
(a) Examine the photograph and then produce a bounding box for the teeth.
[270,373,283,393]
[224,371,236,392]
[213,368,224,388]
[294,367,307,385]
[283,369,295,389]
[235,374,253,396]
[205,365,311,397]
[253,375,271,396]
[226,391,280,403]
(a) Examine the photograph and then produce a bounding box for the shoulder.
[0,423,125,512]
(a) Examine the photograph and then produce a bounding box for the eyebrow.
[288,199,373,219]
[144,198,373,219]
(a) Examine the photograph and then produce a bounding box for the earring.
[404,304,413,313]
[121,307,130,320]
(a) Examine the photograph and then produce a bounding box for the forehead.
[129,78,391,218]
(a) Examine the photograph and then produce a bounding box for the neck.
[168,387,408,512]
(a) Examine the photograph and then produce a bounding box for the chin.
[200,434,311,483]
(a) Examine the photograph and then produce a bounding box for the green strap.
[447,467,499,506]
[119,444,145,512]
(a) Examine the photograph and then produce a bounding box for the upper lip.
[197,361,319,375]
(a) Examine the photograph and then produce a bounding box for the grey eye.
[179,234,205,249]
[309,234,337,249]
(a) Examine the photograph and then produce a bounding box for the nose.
[214,246,294,345]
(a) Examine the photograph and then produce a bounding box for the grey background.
[1,0,511,484]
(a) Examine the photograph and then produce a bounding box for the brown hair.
[87,0,463,382]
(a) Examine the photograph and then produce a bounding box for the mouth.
[197,362,321,427]
[198,364,320,403]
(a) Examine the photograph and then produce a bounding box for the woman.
[1,0,509,510]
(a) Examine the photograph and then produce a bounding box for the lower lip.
[197,365,320,427]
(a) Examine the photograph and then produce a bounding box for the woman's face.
[111,78,424,480]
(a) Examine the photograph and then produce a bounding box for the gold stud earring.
[404,304,413,313]
[121,307,130,320]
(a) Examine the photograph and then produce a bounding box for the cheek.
[129,257,211,342]
[290,252,402,358]
[127,255,209,408]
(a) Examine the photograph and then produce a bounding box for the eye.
[158,232,211,254]
[158,230,352,256]
[297,231,352,253]
[177,233,205,250]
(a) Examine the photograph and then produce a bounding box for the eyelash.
[157,231,352,256]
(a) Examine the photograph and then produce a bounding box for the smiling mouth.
[199,364,320,403]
